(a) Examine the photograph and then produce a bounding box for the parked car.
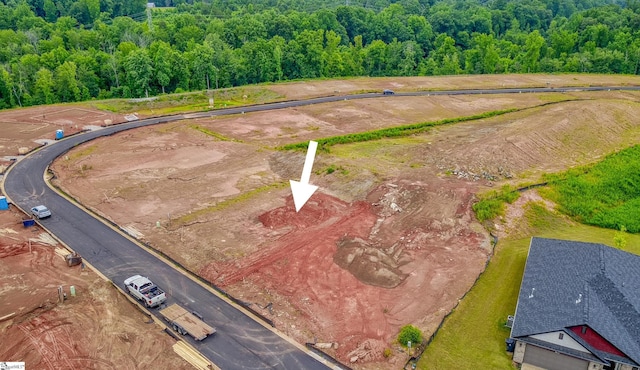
[382,89,395,95]
[31,205,51,219]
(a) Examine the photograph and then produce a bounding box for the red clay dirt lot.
[3,74,640,369]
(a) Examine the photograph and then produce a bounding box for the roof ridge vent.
[583,283,589,321]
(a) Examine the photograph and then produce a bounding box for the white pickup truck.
[124,275,167,308]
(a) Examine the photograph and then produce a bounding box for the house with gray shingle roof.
[510,237,640,370]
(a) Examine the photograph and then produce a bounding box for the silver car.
[31,205,51,219]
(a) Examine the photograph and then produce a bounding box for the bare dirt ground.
[0,206,190,369]
[266,74,640,100]
[0,104,127,175]
[0,105,123,154]
[2,74,640,369]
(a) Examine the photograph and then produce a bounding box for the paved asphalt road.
[3,85,640,369]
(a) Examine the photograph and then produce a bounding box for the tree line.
[0,0,638,109]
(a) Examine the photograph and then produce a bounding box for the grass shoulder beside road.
[90,87,283,115]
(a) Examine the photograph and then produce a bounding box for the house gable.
[530,331,590,353]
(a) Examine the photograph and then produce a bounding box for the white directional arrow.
[289,140,319,212]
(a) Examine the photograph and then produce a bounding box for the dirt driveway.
[3,74,640,369]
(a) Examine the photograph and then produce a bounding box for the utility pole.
[213,66,219,89]
[146,6,153,32]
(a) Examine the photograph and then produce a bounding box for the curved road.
[3,85,640,369]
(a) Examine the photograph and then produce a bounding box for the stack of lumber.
[54,247,70,259]
[172,341,216,370]
[160,303,216,340]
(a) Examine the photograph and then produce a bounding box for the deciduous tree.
[123,48,153,97]
[33,68,56,105]
[54,61,81,102]
[0,68,15,108]
[149,40,175,94]
[184,42,216,90]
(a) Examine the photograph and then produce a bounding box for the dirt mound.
[0,241,30,258]
[0,280,187,370]
[334,236,408,288]
[259,193,353,229]
[202,192,377,287]
[421,99,640,181]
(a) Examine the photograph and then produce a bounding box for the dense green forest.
[0,0,638,108]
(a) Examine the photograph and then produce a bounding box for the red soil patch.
[203,193,377,286]
[199,179,490,366]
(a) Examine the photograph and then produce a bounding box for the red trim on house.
[569,325,625,357]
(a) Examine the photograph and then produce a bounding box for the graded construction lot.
[0,207,190,369]
[2,74,640,368]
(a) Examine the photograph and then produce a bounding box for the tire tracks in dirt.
[207,196,374,287]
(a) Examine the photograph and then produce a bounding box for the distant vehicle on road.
[124,275,167,308]
[31,205,51,219]
[382,89,395,95]
[160,303,216,340]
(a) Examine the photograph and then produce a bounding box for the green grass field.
[90,87,283,115]
[417,203,640,370]
[542,144,640,233]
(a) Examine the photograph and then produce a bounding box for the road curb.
[41,161,338,368]
[2,161,217,370]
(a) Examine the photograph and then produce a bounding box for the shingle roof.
[510,237,640,365]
